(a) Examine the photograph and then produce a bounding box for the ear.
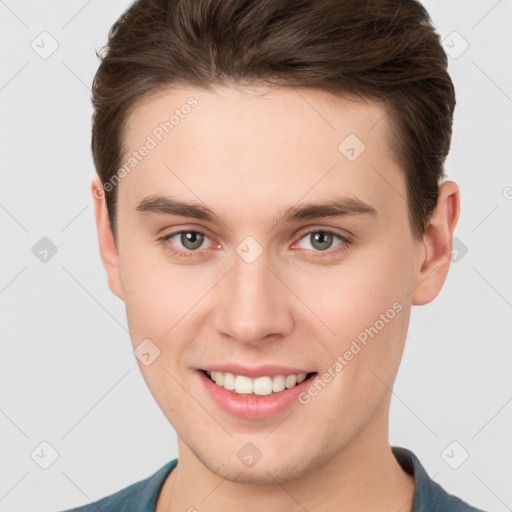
[411,181,460,305]
[91,175,124,300]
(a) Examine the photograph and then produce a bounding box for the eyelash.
[157,229,352,260]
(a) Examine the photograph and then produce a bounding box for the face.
[94,84,454,485]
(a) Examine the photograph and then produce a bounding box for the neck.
[157,404,415,512]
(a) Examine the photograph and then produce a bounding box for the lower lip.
[197,370,318,419]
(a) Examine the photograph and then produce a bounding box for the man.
[63,0,486,510]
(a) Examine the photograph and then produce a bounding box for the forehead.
[124,84,393,155]
[118,84,405,222]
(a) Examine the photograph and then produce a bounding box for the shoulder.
[392,447,488,512]
[56,459,178,512]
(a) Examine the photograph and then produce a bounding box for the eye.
[158,230,215,258]
[293,229,351,255]
[158,228,351,260]
[171,231,208,250]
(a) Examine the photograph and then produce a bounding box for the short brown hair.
[92,0,455,240]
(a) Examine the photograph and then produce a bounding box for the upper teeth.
[207,371,308,396]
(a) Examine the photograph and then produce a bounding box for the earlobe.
[91,175,125,300]
[410,181,460,306]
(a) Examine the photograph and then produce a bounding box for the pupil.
[182,231,204,250]
[312,232,332,251]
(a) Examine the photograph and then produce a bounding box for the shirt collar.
[392,445,482,512]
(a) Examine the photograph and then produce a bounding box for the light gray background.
[1,1,511,511]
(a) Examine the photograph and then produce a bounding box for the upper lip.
[199,364,314,379]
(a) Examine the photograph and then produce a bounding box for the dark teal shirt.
[61,446,486,511]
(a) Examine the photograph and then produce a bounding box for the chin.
[200,450,318,486]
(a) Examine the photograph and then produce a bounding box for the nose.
[214,247,294,346]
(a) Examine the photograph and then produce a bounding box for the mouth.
[199,369,318,396]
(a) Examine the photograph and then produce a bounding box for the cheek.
[122,272,202,347]
[288,241,413,392]
[291,243,411,337]
[118,236,207,335]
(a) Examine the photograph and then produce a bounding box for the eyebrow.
[135,193,378,225]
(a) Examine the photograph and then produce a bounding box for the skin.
[92,84,459,511]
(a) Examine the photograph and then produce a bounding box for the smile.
[202,369,317,396]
